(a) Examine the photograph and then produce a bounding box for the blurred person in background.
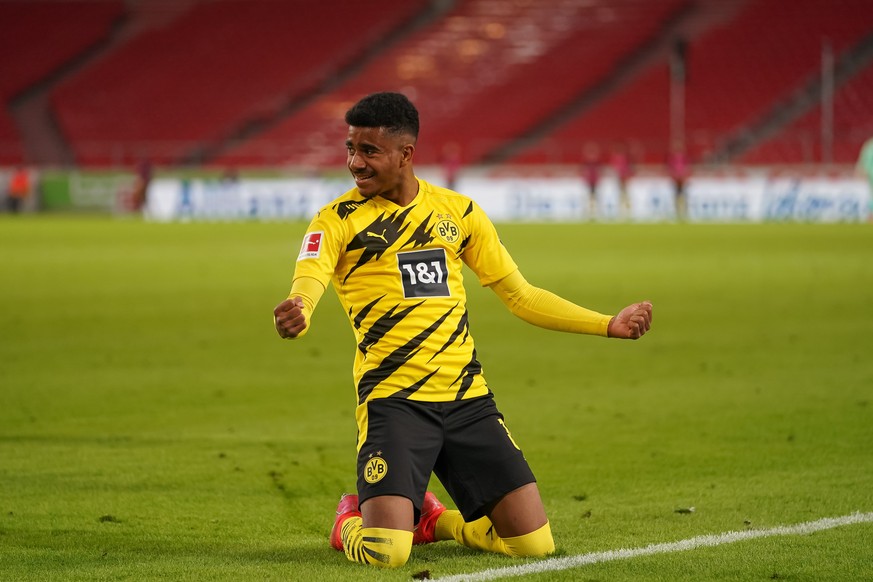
[7,166,31,213]
[857,136,873,221]
[580,142,602,220]
[273,92,653,569]
[440,141,462,190]
[667,147,690,221]
[131,159,152,212]
[609,142,633,220]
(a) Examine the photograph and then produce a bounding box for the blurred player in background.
[667,147,690,221]
[580,142,602,220]
[857,136,873,221]
[7,166,31,213]
[609,142,633,219]
[274,92,653,569]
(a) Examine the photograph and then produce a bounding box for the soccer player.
[274,92,653,568]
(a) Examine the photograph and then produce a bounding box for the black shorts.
[356,394,536,522]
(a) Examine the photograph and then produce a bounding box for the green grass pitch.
[1,216,871,581]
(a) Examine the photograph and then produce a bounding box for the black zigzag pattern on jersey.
[344,207,414,283]
[357,305,455,405]
[357,300,424,356]
[335,199,367,219]
[428,306,468,362]
[352,294,385,332]
[401,211,435,249]
[390,368,439,399]
[455,203,474,257]
[452,349,483,400]
[456,235,471,258]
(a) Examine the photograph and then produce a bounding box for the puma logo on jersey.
[367,229,388,243]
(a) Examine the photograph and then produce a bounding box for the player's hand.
[274,297,307,339]
[607,301,652,339]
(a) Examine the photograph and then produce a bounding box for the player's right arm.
[274,276,326,339]
[274,205,343,340]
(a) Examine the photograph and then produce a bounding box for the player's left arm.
[489,270,652,339]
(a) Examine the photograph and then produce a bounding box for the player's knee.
[372,532,412,569]
[502,521,555,558]
[346,527,412,568]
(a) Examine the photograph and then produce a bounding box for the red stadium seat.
[5,0,872,167]
[0,0,123,164]
[510,0,873,166]
[217,0,688,167]
[50,0,429,165]
[740,62,873,164]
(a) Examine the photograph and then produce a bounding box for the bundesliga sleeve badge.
[298,231,323,260]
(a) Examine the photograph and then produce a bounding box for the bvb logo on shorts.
[364,456,388,484]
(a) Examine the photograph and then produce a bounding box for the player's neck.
[379,175,420,207]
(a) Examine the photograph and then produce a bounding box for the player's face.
[346,126,414,201]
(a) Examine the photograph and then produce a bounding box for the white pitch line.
[433,511,873,582]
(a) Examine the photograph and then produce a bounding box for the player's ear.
[400,143,415,167]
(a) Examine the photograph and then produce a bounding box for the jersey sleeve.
[490,270,612,336]
[281,275,326,339]
[292,207,345,288]
[461,200,518,286]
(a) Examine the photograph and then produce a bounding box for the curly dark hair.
[345,92,419,140]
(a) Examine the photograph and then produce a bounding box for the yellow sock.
[435,510,555,557]
[502,522,555,557]
[340,516,413,568]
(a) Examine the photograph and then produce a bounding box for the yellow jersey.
[293,178,517,405]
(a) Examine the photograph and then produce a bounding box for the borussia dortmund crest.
[436,219,460,243]
[364,456,388,484]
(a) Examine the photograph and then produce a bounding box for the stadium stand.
[682,0,872,163]
[506,62,673,166]
[0,108,20,165]
[3,0,872,168]
[739,62,873,164]
[510,0,873,165]
[216,0,689,168]
[0,0,123,164]
[50,0,430,166]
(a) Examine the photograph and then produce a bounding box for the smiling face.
[346,125,417,205]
